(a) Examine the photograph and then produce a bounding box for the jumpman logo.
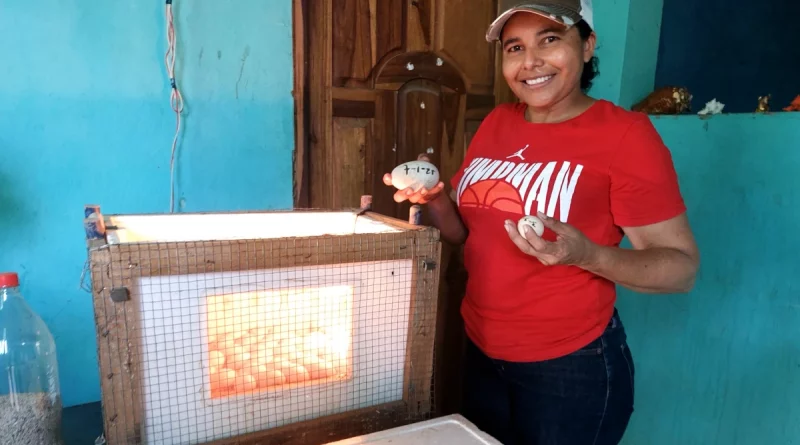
[506,144,529,161]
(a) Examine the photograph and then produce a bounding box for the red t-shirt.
[450,100,686,362]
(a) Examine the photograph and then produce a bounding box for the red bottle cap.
[0,273,19,288]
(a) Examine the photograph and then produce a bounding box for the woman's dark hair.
[576,20,599,92]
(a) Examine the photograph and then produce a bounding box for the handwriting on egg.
[404,165,435,176]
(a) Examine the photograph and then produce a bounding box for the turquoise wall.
[0,1,294,407]
[592,1,800,443]
[592,0,664,108]
[591,0,630,103]
[617,0,663,109]
[619,113,800,444]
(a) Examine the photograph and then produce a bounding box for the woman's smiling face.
[500,12,596,110]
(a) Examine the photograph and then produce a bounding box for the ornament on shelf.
[783,95,800,112]
[698,98,725,116]
[756,94,771,113]
[632,87,692,115]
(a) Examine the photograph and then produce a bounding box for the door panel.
[406,0,434,51]
[330,88,380,209]
[331,117,369,208]
[438,90,465,184]
[370,91,400,217]
[436,0,498,92]
[295,0,515,416]
[374,52,467,93]
[396,79,443,218]
[332,0,405,88]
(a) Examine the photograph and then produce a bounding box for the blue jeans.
[461,309,635,445]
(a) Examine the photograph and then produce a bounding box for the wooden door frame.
[292,0,310,208]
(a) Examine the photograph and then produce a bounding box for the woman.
[384,1,700,444]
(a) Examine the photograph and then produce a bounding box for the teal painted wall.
[591,0,663,107]
[591,2,799,443]
[618,113,800,444]
[588,0,629,102]
[617,0,663,108]
[0,1,294,407]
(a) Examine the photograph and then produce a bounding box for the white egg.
[517,215,545,237]
[390,160,440,192]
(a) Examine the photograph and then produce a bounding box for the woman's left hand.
[504,212,598,268]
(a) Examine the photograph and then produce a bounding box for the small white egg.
[517,215,545,237]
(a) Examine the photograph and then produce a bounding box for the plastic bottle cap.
[0,272,19,288]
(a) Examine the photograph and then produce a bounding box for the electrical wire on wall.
[165,0,184,213]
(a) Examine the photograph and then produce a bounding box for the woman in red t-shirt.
[384,1,699,444]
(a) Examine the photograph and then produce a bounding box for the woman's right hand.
[383,154,446,204]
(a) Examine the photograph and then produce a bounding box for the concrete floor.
[63,402,104,445]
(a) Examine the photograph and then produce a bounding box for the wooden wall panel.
[437,241,468,416]
[466,93,497,120]
[332,0,405,88]
[439,91,466,190]
[396,79,442,219]
[307,0,333,209]
[397,81,443,165]
[464,120,482,150]
[436,0,497,92]
[331,118,369,208]
[332,0,373,87]
[369,91,399,218]
[375,0,405,59]
[374,52,466,93]
[406,0,434,51]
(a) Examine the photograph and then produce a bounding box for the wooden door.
[293,0,515,415]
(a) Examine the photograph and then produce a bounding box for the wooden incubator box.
[83,204,442,445]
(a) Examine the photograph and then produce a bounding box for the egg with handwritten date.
[517,215,545,237]
[390,160,440,192]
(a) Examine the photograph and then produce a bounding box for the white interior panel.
[106,212,403,244]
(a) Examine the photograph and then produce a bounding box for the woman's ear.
[583,32,597,63]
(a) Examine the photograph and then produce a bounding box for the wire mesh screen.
[89,223,440,445]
